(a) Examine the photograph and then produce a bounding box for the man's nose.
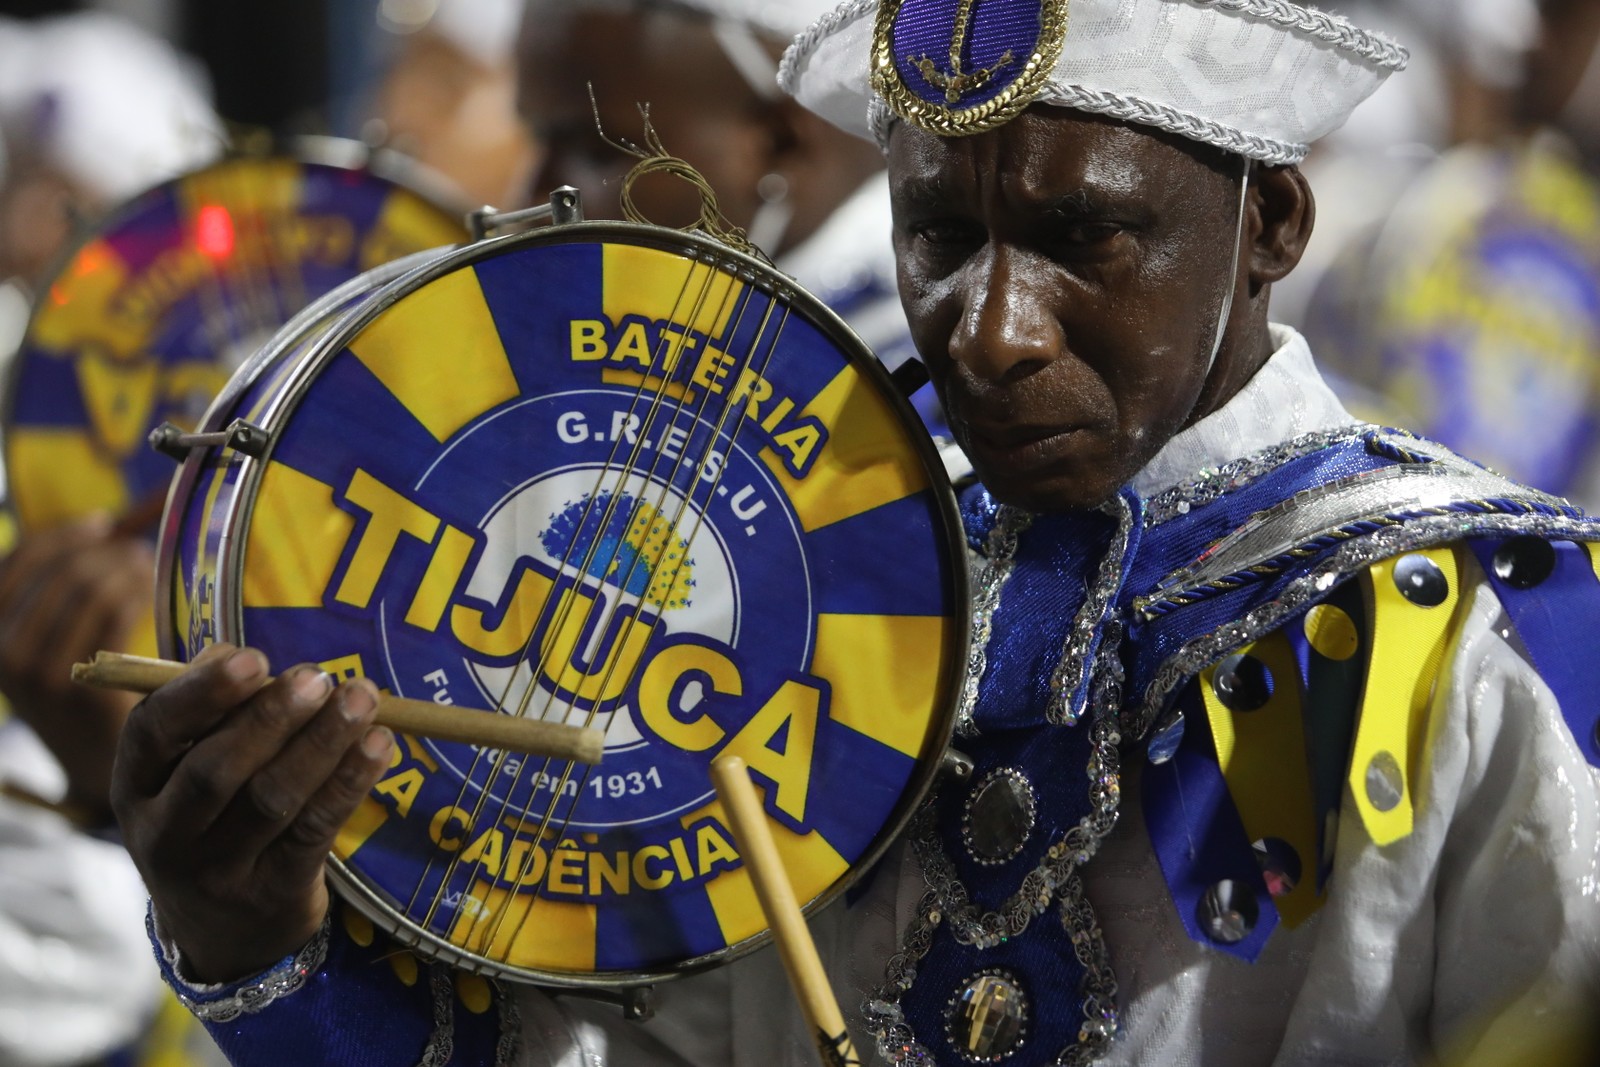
[946,245,1063,386]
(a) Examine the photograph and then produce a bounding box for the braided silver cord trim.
[173,915,332,1023]
[777,0,876,95]
[416,968,457,1067]
[871,82,1308,163]
[1184,0,1409,70]
[956,505,1032,735]
[1035,84,1307,164]
[1046,495,1135,725]
[493,980,523,1067]
[1129,510,1600,739]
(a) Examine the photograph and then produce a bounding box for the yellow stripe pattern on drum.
[5,428,129,527]
[454,883,599,973]
[348,267,521,442]
[683,795,849,949]
[602,243,741,341]
[334,796,392,859]
[359,187,464,272]
[242,461,356,608]
[812,613,951,758]
[762,364,931,532]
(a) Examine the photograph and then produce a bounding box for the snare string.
[419,264,731,954]
[460,266,751,959]
[408,257,723,934]
[406,257,712,927]
[488,290,794,961]
[477,280,773,959]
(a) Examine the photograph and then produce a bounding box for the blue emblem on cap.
[872,0,1069,136]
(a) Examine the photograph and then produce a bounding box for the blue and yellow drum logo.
[193,233,962,978]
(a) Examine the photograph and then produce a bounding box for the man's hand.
[110,643,394,983]
[0,520,154,821]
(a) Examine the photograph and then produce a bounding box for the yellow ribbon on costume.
[1199,631,1324,927]
[1348,547,1469,846]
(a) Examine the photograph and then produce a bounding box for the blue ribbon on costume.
[1471,537,1600,766]
[1142,686,1280,961]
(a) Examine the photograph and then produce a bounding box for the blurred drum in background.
[2,138,469,533]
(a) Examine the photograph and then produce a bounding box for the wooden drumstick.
[711,754,861,1067]
[72,651,605,765]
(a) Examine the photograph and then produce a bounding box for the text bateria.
[159,221,967,985]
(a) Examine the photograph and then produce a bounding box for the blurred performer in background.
[0,11,226,1067]
[519,0,946,435]
[365,0,538,210]
[1298,0,1600,508]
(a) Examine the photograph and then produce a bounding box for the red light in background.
[196,204,235,259]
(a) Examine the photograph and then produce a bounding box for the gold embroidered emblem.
[910,0,1014,104]
[871,0,1070,137]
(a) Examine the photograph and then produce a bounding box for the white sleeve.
[1426,576,1600,1062]
[0,726,163,1067]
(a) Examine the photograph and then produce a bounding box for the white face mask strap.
[1205,154,1253,377]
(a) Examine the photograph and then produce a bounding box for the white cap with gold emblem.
[780,0,1409,164]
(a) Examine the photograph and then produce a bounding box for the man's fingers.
[263,716,395,890]
[155,664,334,831]
[114,644,270,800]
[211,679,386,857]
[0,519,109,611]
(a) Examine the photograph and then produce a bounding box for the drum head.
[3,143,467,530]
[184,221,967,985]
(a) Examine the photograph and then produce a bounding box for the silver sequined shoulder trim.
[1140,459,1572,610]
[1142,425,1374,527]
[1130,511,1600,738]
[169,912,332,1024]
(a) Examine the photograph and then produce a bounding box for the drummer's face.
[889,107,1251,512]
[517,11,770,232]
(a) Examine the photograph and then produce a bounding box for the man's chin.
[975,464,1126,514]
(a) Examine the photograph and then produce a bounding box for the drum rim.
[152,246,450,660]
[190,217,972,988]
[0,134,468,532]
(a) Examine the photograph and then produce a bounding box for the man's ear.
[1249,164,1315,286]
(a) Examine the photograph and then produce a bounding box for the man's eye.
[910,220,980,247]
[1056,222,1125,246]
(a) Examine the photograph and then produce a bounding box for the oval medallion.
[1393,553,1448,607]
[962,767,1036,865]
[945,969,1029,1061]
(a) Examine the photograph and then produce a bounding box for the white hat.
[0,13,222,202]
[780,0,1409,164]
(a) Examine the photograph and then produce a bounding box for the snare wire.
[449,267,758,960]
[488,285,794,961]
[409,254,730,935]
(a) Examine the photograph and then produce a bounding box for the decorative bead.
[1491,536,1555,589]
[945,970,1029,1061]
[1365,750,1404,812]
[1197,879,1258,944]
[1392,553,1448,607]
[1212,653,1273,711]
[962,768,1037,865]
[1303,603,1359,661]
[1147,709,1186,763]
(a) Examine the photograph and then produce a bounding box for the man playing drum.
[110,1,1600,1065]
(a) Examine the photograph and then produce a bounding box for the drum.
[155,203,968,987]
[3,138,469,532]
